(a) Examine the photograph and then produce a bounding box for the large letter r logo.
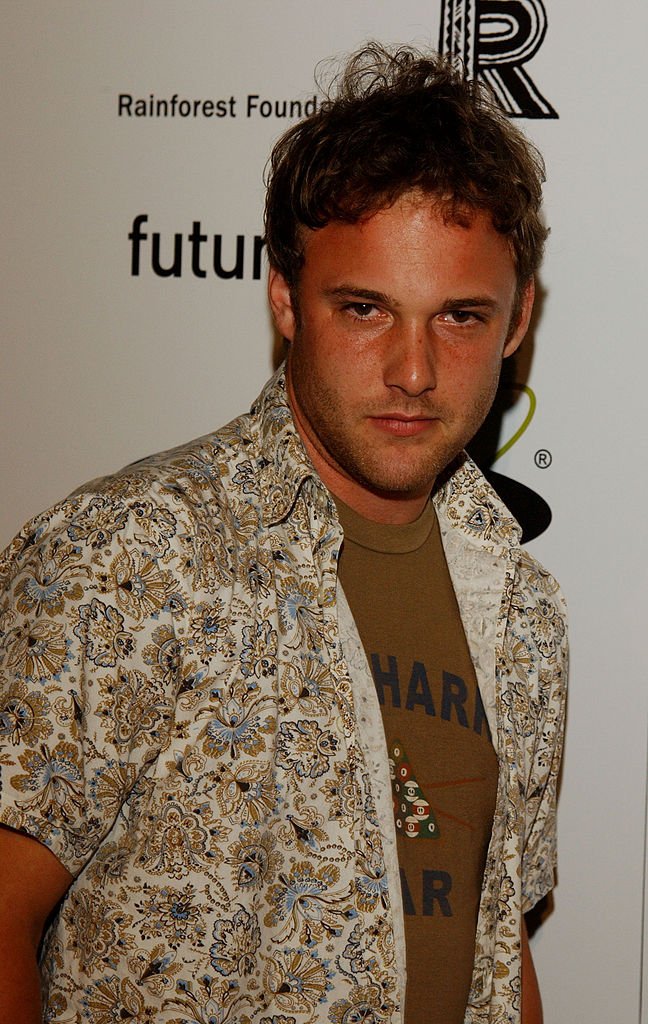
[439,0,558,118]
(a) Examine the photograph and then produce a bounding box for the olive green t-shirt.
[336,498,499,1024]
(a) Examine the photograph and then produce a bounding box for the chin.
[356,464,446,499]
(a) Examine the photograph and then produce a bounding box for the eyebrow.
[324,285,401,307]
[443,296,502,313]
[324,286,502,313]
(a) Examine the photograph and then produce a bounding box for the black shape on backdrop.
[482,469,552,544]
[467,367,552,544]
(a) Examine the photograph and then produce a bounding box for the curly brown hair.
[264,43,548,294]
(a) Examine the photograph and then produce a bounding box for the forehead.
[298,194,518,300]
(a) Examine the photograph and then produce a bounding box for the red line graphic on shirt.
[390,739,485,839]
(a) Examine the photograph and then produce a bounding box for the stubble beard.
[288,353,499,501]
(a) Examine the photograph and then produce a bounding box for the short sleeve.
[0,487,188,876]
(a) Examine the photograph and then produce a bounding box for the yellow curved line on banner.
[494,384,536,462]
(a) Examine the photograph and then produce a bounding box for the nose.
[384,322,436,397]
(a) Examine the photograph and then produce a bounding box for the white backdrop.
[3,4,647,1021]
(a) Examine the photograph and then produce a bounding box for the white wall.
[3,3,647,1020]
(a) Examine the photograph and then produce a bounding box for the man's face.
[269,192,534,524]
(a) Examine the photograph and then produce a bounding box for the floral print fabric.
[0,368,567,1023]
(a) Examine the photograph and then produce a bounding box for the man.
[0,44,566,1023]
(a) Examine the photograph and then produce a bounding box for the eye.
[343,302,379,320]
[439,308,487,326]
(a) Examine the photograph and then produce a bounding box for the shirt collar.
[434,453,523,551]
[253,366,334,528]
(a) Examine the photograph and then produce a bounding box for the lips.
[370,415,436,437]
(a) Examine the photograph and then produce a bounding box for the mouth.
[369,415,436,437]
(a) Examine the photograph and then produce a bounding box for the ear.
[503,277,535,358]
[268,267,297,343]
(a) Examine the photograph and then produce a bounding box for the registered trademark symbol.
[534,449,552,468]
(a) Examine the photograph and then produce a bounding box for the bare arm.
[0,825,73,1024]
[521,916,543,1024]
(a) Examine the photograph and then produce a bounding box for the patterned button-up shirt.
[0,368,567,1023]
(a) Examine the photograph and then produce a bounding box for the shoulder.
[0,410,264,598]
[510,546,568,656]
